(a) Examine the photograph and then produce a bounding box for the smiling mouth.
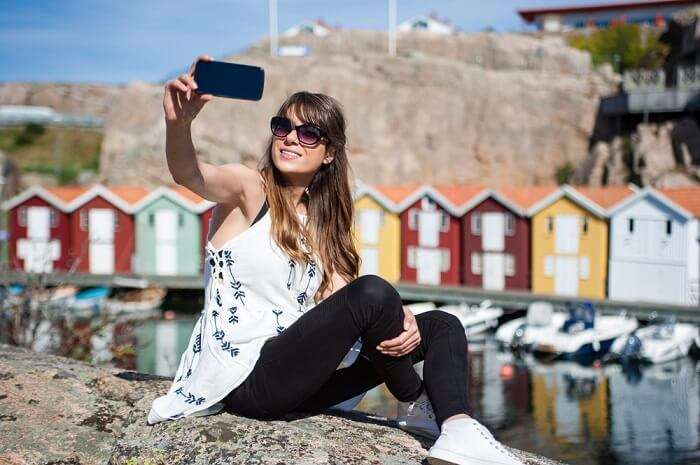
[280,149,302,159]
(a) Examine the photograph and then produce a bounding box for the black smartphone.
[193,60,265,101]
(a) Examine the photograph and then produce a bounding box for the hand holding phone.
[163,54,215,126]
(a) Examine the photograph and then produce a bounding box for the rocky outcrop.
[572,117,700,187]
[0,30,618,188]
[0,343,565,465]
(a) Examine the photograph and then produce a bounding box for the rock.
[0,343,566,465]
[0,30,617,188]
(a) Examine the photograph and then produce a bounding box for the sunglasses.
[270,116,327,146]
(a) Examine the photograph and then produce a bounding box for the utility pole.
[388,0,396,57]
[269,0,278,57]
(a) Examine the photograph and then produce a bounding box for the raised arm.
[163,53,257,205]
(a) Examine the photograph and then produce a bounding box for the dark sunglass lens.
[271,116,291,137]
[298,125,322,144]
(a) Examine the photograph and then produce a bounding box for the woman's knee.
[426,310,468,339]
[350,274,402,310]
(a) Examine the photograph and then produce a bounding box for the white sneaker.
[396,388,440,440]
[427,417,525,465]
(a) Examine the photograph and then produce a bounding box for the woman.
[148,54,525,465]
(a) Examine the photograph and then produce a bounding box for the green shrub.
[567,24,669,73]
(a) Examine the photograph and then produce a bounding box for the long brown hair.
[258,91,360,303]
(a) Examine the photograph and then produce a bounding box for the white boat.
[606,318,700,364]
[495,301,567,351]
[438,300,503,337]
[531,302,638,362]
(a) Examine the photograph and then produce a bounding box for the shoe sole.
[428,447,521,465]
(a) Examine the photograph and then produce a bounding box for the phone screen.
[194,60,265,101]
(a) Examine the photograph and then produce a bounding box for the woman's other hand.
[163,54,214,126]
[376,306,421,357]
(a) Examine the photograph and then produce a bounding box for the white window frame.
[407,246,416,269]
[471,213,482,235]
[579,256,590,279]
[544,256,554,277]
[441,248,451,272]
[505,254,516,277]
[471,252,482,275]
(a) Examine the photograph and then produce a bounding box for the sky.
[1,0,617,85]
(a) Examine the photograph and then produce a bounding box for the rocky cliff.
[0,343,565,465]
[0,29,620,189]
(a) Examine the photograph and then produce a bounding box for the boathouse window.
[505,213,515,235]
[579,256,590,279]
[18,207,27,227]
[546,216,553,233]
[666,220,672,235]
[408,209,418,230]
[407,246,416,268]
[441,249,450,272]
[49,208,58,228]
[505,254,516,276]
[80,210,88,231]
[471,252,482,275]
[114,213,120,232]
[544,256,554,277]
[148,213,154,227]
[440,211,450,232]
[471,213,482,235]
[582,216,589,235]
[628,218,634,233]
[178,212,184,227]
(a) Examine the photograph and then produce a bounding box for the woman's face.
[271,109,332,177]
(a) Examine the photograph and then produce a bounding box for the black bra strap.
[250,198,269,226]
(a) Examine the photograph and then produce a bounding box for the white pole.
[388,0,396,57]
[269,0,278,57]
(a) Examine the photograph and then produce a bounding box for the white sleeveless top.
[148,204,324,423]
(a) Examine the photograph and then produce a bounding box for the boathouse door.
[555,256,578,296]
[155,209,178,275]
[483,253,505,290]
[21,206,53,272]
[416,247,441,285]
[89,208,115,274]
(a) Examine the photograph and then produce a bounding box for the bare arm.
[163,54,257,205]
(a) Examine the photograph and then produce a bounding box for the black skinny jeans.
[222,274,470,428]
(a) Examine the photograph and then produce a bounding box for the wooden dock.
[4,270,699,323]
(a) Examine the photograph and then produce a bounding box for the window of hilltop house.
[471,213,482,235]
[18,207,27,227]
[408,209,419,230]
[440,211,450,232]
[546,216,553,233]
[471,252,482,275]
[148,213,154,227]
[505,213,515,236]
[628,218,635,234]
[666,220,673,235]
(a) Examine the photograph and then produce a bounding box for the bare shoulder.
[219,164,265,220]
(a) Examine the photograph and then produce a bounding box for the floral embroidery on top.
[206,247,245,359]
